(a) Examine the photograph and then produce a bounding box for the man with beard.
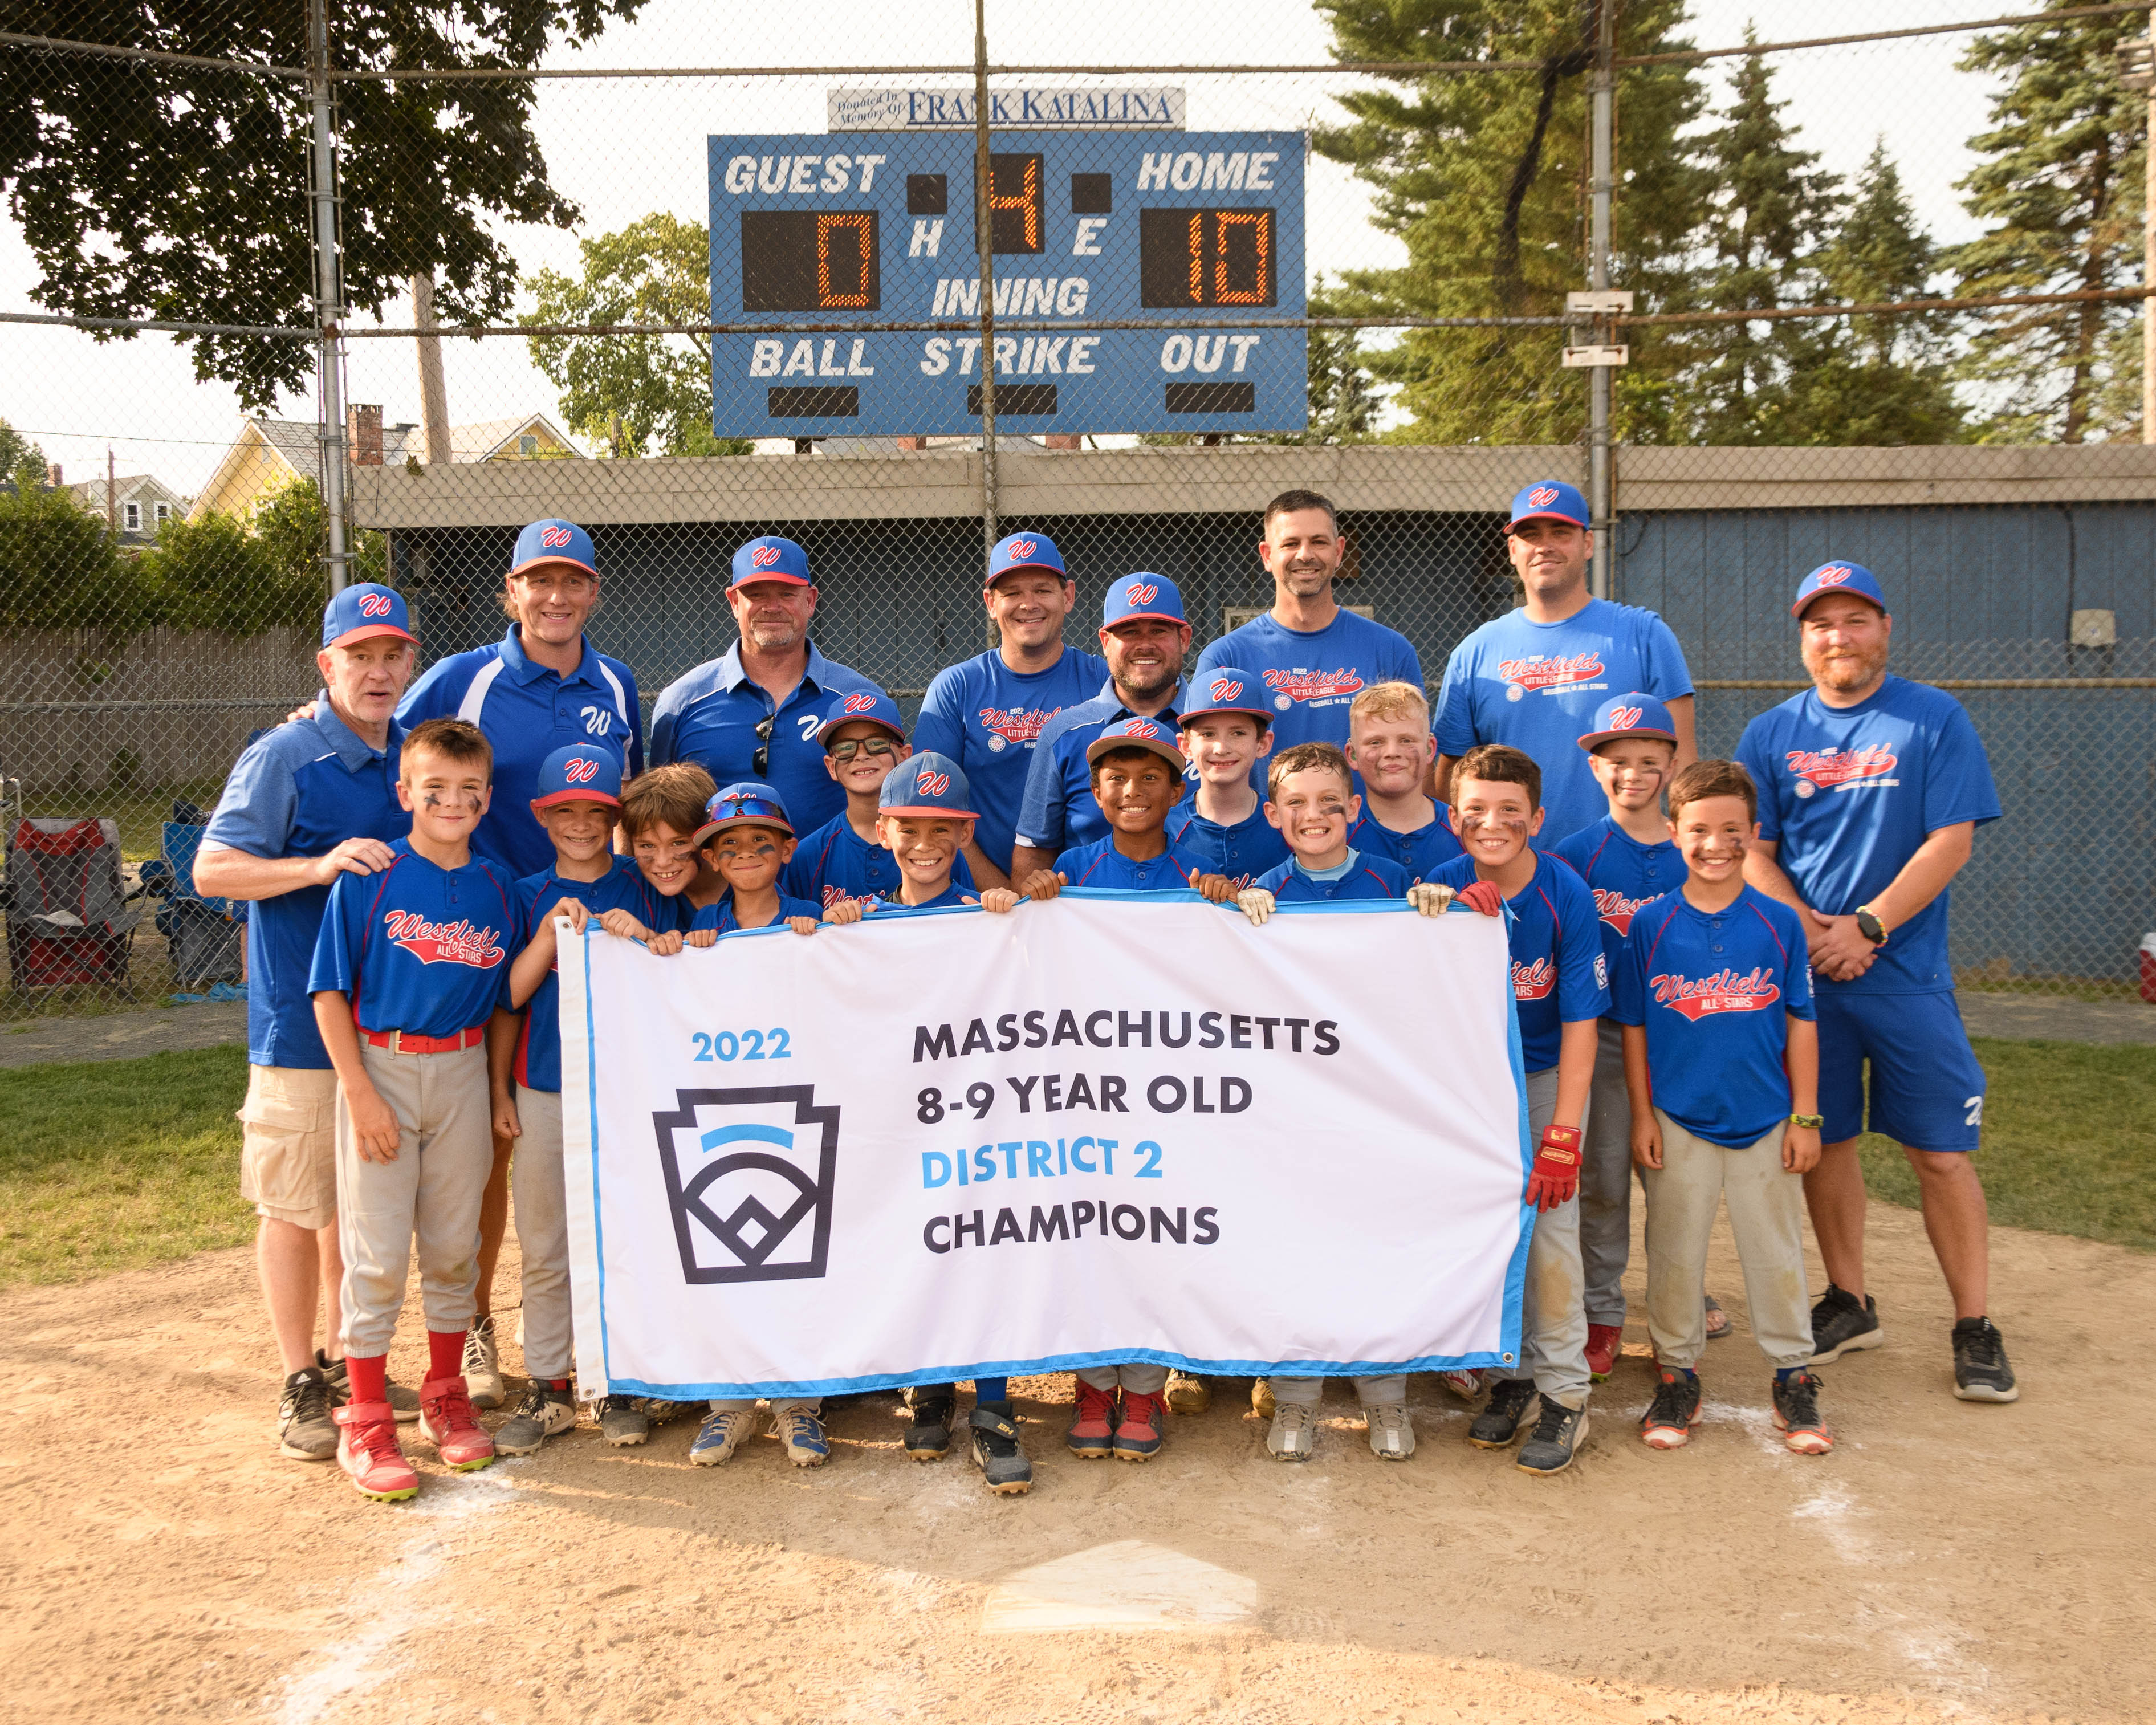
[1735,563,2012,1403]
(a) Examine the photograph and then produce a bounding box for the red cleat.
[1067,1380,1118,1458]
[1585,1323,1624,1381]
[417,1374,495,1472]
[1112,1391,1165,1462]
[336,1401,418,1501]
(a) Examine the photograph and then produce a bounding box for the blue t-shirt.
[308,841,519,1038]
[201,697,410,1069]
[1347,808,1466,882]
[1434,598,1693,841]
[1192,609,1424,785]
[513,856,665,1092]
[1165,802,1291,889]
[1254,848,1410,903]
[1015,683,1194,855]
[1612,885,1817,1149]
[1548,816,1683,990]
[1430,852,1610,1072]
[857,882,980,913]
[782,812,974,912]
[690,890,825,934]
[913,646,1110,870]
[1055,835,1210,893]
[1734,676,2001,995]
[649,641,882,838]
[397,626,642,880]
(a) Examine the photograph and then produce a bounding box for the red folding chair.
[2,816,144,992]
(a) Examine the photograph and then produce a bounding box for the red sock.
[428,1329,466,1381]
[345,1353,388,1405]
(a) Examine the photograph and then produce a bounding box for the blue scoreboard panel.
[707,131,1307,437]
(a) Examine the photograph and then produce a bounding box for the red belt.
[361,1024,486,1055]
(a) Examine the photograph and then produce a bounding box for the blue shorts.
[1816,990,1986,1152]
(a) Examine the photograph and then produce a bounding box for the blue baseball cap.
[1101,572,1187,630]
[530,743,624,811]
[321,583,417,650]
[1085,715,1187,771]
[694,783,795,844]
[510,518,597,580]
[1179,666,1272,727]
[878,751,978,819]
[988,531,1067,584]
[1577,692,1679,753]
[730,535,813,592]
[822,688,906,745]
[1792,560,1888,617]
[1506,479,1591,532]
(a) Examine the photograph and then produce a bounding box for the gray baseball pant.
[1269,1373,1407,1406]
[1494,1064,1592,1410]
[1579,1019,1634,1327]
[1077,1364,1169,1394]
[510,1083,572,1382]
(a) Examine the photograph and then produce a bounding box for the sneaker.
[1438,1369,1482,1402]
[1516,1400,1589,1475]
[277,1368,338,1461]
[495,1384,576,1457]
[461,1318,505,1410]
[335,1401,418,1501]
[1772,1369,1834,1453]
[596,1395,650,1447]
[690,1406,756,1466]
[1640,1369,1702,1450]
[1365,1402,1415,1462]
[969,1401,1032,1494]
[905,1390,955,1460]
[1164,1370,1211,1415]
[1585,1324,1623,1382]
[1951,1317,2019,1403]
[1467,1378,1538,1449]
[417,1374,495,1471]
[1068,1380,1118,1458]
[1250,1377,1275,1419]
[1112,1390,1165,1461]
[774,1407,829,1467]
[1808,1284,1884,1365]
[1266,1401,1317,1462]
[318,1351,420,1424]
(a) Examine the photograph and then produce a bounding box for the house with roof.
[66,473,194,547]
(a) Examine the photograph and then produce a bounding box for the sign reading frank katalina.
[560,893,1531,1400]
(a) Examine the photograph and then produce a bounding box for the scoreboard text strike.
[706,130,1307,438]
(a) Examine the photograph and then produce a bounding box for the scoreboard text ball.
[707,130,1307,437]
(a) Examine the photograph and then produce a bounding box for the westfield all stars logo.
[1007,539,1038,560]
[914,768,952,797]
[357,592,393,618]
[1784,745,1899,790]
[1528,486,1560,508]
[562,756,601,784]
[1124,581,1159,607]
[539,524,574,550]
[977,705,1056,744]
[751,544,783,569]
[1650,968,1781,1020]
[382,911,505,969]
[1512,956,1556,1000]
[1592,887,1654,936]
[1497,652,1606,693]
[1260,667,1366,702]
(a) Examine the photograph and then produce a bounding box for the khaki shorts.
[238,1064,340,1230]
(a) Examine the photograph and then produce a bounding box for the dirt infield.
[2,1201,2149,1725]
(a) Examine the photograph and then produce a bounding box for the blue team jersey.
[1055,835,1210,893]
[690,890,825,934]
[913,646,1110,870]
[397,626,642,880]
[1734,676,2000,996]
[649,641,882,838]
[1165,802,1291,889]
[782,812,974,912]
[1434,599,1693,841]
[859,882,980,913]
[1193,610,1425,787]
[1254,849,1410,903]
[1429,852,1610,1072]
[513,856,663,1092]
[1015,682,1194,855]
[202,697,410,1069]
[308,841,519,1038]
[1548,816,1683,986]
[1613,885,1816,1149]
[1347,808,1466,881]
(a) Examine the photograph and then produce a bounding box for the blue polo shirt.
[1346,808,1466,881]
[650,641,882,838]
[1015,681,1194,855]
[201,696,410,1069]
[1429,851,1610,1072]
[513,857,665,1092]
[397,626,642,880]
[1193,608,1425,787]
[913,645,1110,870]
[1548,816,1683,987]
[1055,834,1210,893]
[782,812,975,912]
[309,841,519,1038]
[1164,802,1290,889]
[690,890,825,934]
[1613,885,1816,1149]
[1254,848,1410,903]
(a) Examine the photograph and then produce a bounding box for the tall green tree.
[0,417,47,486]
[1947,2,2148,442]
[0,482,137,634]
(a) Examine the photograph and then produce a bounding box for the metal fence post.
[973,0,999,566]
[1588,0,1615,600]
[308,0,350,593]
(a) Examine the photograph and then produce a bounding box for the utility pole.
[412,272,451,466]
[307,0,350,593]
[107,447,117,536]
[972,0,999,563]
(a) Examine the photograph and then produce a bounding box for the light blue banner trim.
[1503,933,1534,1366]
[581,927,616,1388]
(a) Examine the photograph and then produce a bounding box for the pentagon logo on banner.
[650,1087,840,1283]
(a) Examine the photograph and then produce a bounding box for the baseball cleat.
[1808,1284,1884,1365]
[1516,1401,1589,1475]
[1164,1370,1211,1415]
[689,1406,755,1466]
[969,1402,1032,1494]
[1111,1390,1165,1461]
[417,1374,495,1471]
[1772,1370,1834,1453]
[904,1390,955,1460]
[595,1394,650,1446]
[1640,1369,1702,1450]
[1265,1401,1317,1462]
[1951,1318,2019,1402]
[1364,1402,1415,1462]
[461,1317,506,1410]
[1067,1381,1118,1458]
[277,1368,339,1461]
[1467,1378,1538,1449]
[1585,1323,1623,1382]
[319,1350,419,1423]
[335,1401,418,1501]
[495,1384,576,1457]
[1438,1369,1482,1402]
[774,1408,829,1467]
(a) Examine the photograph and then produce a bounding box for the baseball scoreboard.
[707,131,1307,437]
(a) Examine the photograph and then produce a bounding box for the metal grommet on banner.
[1501,1353,1515,1365]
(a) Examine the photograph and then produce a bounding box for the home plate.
[981,1540,1258,1633]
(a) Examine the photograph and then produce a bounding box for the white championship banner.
[560,892,1532,1399]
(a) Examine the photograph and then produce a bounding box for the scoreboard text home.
[706,131,1307,437]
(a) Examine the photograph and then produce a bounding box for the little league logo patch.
[976,705,1056,746]
[751,544,783,569]
[1592,887,1653,935]
[357,592,393,618]
[1650,967,1781,1020]
[381,911,505,969]
[1124,581,1159,607]
[915,768,953,796]
[650,1087,839,1284]
[1511,956,1556,1001]
[539,524,574,550]
[1784,744,1899,800]
[1496,652,1606,697]
[1259,667,1366,703]
[1528,485,1560,508]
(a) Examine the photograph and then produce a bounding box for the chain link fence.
[3,2,2154,1015]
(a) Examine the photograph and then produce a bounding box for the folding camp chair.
[139,800,246,987]
[1,815,145,993]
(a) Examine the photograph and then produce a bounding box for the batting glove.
[1405,882,1454,917]
[1524,1124,1583,1211]
[1459,879,1504,917]
[1236,887,1277,926]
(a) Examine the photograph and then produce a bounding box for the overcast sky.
[2,0,2014,494]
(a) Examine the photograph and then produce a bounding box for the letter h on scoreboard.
[650,1087,841,1283]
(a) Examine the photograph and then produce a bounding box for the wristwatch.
[1854,905,1887,946]
[1789,1113,1824,1130]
